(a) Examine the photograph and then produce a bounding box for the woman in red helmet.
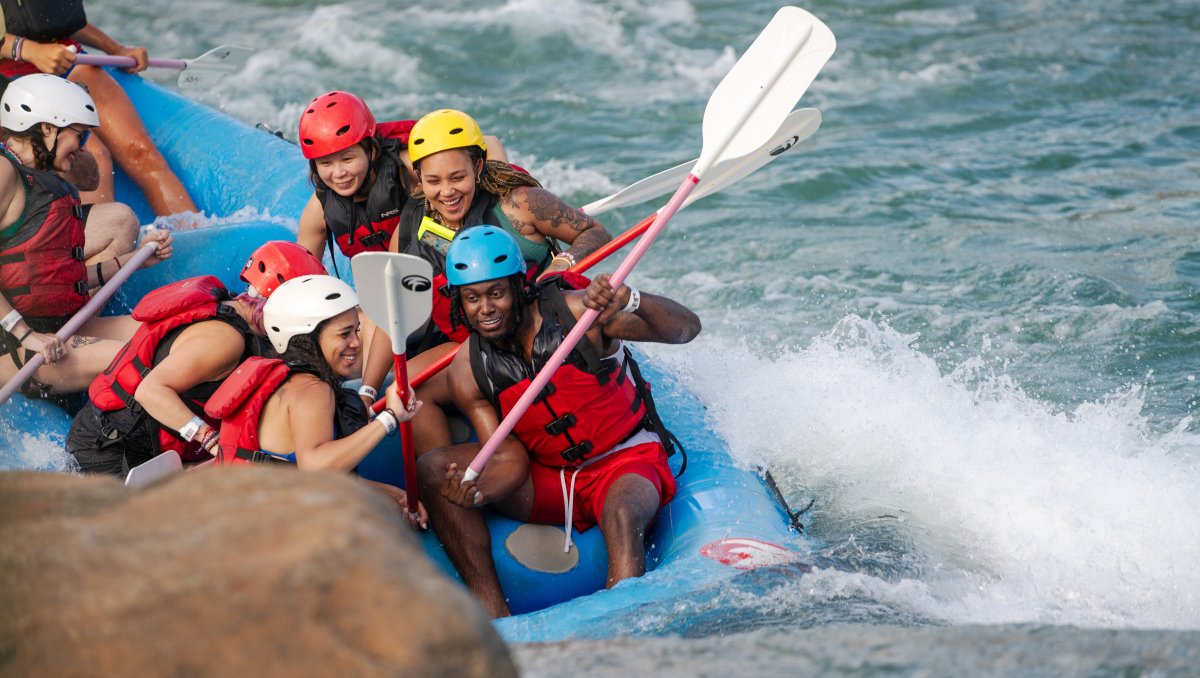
[65,240,326,477]
[294,91,508,267]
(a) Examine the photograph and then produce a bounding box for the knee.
[602,501,651,541]
[417,447,450,485]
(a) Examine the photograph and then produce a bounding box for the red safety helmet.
[241,241,327,298]
[298,91,377,160]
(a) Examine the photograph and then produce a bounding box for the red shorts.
[527,441,677,533]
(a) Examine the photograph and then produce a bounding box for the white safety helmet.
[1,74,101,132]
[263,274,359,353]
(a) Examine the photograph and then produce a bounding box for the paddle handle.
[391,356,420,515]
[74,54,187,70]
[0,241,157,407]
[463,174,700,481]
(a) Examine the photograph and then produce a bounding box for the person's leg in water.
[67,65,198,216]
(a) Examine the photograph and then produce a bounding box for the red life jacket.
[469,281,649,467]
[205,356,371,466]
[204,356,294,465]
[88,275,255,461]
[318,135,410,258]
[0,150,89,318]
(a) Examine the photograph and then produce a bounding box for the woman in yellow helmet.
[365,109,612,457]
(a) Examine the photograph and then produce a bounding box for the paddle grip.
[391,355,420,514]
[0,241,158,407]
[464,174,700,478]
[74,54,188,70]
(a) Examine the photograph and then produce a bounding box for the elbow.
[668,312,702,344]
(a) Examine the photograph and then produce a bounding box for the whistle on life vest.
[417,217,456,255]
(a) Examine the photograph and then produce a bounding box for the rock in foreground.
[0,468,514,676]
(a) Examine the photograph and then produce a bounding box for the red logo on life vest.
[700,538,798,570]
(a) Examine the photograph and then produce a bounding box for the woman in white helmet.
[204,274,426,526]
[1,73,146,268]
[0,73,171,400]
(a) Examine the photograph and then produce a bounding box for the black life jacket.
[0,0,88,42]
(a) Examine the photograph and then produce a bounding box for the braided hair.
[1,126,59,171]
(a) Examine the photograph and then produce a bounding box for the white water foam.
[660,315,1200,629]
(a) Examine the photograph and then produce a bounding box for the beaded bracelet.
[11,37,25,62]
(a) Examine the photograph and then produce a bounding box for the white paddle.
[351,253,435,515]
[581,107,822,216]
[462,7,836,481]
[125,449,182,488]
[74,46,253,89]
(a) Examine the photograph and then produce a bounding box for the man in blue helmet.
[418,224,701,618]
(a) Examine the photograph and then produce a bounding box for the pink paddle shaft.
[464,174,700,478]
[0,241,158,406]
[393,355,420,514]
[74,54,187,70]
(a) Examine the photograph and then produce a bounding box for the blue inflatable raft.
[0,75,811,642]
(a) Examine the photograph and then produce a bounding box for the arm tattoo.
[522,188,593,233]
[71,335,103,348]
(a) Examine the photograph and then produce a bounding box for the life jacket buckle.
[560,440,593,463]
[358,230,388,248]
[544,412,577,436]
[74,280,89,295]
[72,246,85,261]
[536,382,556,402]
[235,449,272,464]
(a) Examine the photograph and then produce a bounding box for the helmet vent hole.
[302,139,313,146]
[20,104,31,112]
[276,274,285,284]
[325,293,341,301]
[326,101,338,108]
[335,125,350,137]
[86,104,96,112]
[305,108,315,115]
[454,263,468,270]
[493,254,509,264]
[271,326,280,333]
[449,127,463,135]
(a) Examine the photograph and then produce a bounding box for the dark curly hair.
[280,316,344,395]
[2,126,58,171]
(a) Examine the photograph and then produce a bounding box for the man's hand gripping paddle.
[75,46,253,89]
[352,253,434,516]
[460,7,836,481]
[368,106,823,416]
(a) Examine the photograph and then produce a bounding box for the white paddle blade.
[125,452,182,488]
[582,159,695,216]
[351,253,434,353]
[177,45,253,89]
[688,107,821,205]
[700,7,835,174]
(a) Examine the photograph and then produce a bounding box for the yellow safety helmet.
[408,109,487,165]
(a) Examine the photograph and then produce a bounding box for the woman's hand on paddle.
[442,462,484,508]
[139,231,174,268]
[20,330,66,364]
[582,273,631,325]
[362,480,428,529]
[21,41,77,76]
[383,381,422,423]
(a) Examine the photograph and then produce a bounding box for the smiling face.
[458,278,518,338]
[314,143,371,197]
[317,308,362,379]
[417,148,481,227]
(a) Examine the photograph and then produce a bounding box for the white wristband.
[376,410,398,435]
[178,416,205,442]
[1,309,22,333]
[358,384,378,401]
[621,286,641,314]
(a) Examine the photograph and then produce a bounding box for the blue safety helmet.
[444,225,527,286]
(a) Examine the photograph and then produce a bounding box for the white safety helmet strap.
[0,74,101,133]
[262,275,360,354]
